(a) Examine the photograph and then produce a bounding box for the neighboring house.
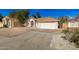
[68,18,79,28]
[2,16,22,28]
[28,17,59,29]
[0,22,3,27]
[2,16,14,28]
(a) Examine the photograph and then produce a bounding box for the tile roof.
[33,18,59,22]
[68,19,75,22]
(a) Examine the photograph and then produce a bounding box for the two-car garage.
[36,22,58,29]
[28,18,59,29]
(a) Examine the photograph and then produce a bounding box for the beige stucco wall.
[36,22,58,29]
[0,22,3,27]
[68,22,79,28]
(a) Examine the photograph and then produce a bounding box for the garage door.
[36,22,58,29]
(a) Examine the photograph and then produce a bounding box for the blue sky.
[0,9,79,18]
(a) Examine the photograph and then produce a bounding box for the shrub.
[62,29,79,47]
[70,30,79,47]
[75,29,79,34]
[62,30,69,34]
[3,25,8,28]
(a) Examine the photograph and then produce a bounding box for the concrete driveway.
[0,27,77,50]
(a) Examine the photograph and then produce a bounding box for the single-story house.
[0,22,3,27]
[2,16,23,28]
[28,17,59,29]
[2,16,14,28]
[68,19,79,28]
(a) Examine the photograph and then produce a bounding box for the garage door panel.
[37,22,58,29]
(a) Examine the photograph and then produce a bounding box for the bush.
[3,25,8,28]
[62,30,69,34]
[75,29,79,34]
[62,30,72,40]
[62,29,79,47]
[70,30,79,47]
